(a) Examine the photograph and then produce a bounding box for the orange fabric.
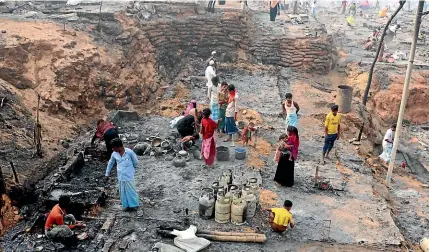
[228,90,236,104]
[45,204,74,230]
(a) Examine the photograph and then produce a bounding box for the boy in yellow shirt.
[323,105,341,164]
[265,200,295,233]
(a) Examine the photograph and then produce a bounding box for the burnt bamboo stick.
[0,165,6,195]
[9,161,19,184]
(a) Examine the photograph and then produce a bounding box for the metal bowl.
[161,140,170,149]
[151,137,162,147]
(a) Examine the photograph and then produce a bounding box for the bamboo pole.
[357,0,406,141]
[197,234,267,243]
[386,0,425,187]
[197,230,259,236]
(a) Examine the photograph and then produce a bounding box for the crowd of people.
[39,0,418,243]
[47,43,408,239]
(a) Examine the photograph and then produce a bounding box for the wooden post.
[387,0,425,187]
[0,166,6,194]
[98,0,103,30]
[315,165,319,185]
[9,161,19,184]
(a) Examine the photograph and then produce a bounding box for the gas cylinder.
[248,177,259,189]
[215,191,231,224]
[242,186,257,218]
[241,173,248,187]
[219,169,232,187]
[212,181,224,201]
[248,177,260,199]
[233,172,248,187]
[231,193,247,225]
[420,237,429,252]
[199,188,215,220]
[232,172,242,186]
[225,184,239,201]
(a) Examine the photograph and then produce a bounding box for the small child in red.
[242,122,257,145]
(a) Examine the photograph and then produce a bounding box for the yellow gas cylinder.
[420,237,429,252]
[231,193,247,225]
[248,177,260,200]
[215,191,231,224]
[225,184,239,201]
[219,169,232,187]
[242,186,257,218]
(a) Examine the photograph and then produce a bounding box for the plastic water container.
[235,148,246,160]
[336,85,353,114]
[216,146,229,161]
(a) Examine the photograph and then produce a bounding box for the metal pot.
[151,137,162,147]
[161,140,172,151]
[172,156,187,167]
[177,150,190,161]
[147,136,157,141]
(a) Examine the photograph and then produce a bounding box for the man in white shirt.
[224,84,240,146]
[384,24,400,49]
[311,1,317,20]
[208,76,220,124]
[205,60,216,98]
[379,124,396,163]
[205,51,217,70]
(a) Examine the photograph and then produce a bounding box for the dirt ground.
[1,1,429,252]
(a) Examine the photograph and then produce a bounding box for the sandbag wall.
[250,36,336,74]
[124,3,336,76]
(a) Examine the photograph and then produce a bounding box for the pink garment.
[287,134,299,160]
[184,100,196,116]
[95,122,115,139]
[201,136,216,166]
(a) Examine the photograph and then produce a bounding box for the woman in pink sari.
[200,108,217,168]
[274,126,299,187]
[184,100,197,116]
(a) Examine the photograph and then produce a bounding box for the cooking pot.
[151,137,162,147]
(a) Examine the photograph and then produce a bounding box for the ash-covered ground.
[2,67,410,252]
[1,1,429,252]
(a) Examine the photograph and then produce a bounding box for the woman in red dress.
[200,108,218,168]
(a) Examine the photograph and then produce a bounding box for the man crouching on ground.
[265,200,295,233]
[45,195,84,243]
[105,138,140,211]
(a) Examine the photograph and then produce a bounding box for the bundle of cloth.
[170,226,210,252]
